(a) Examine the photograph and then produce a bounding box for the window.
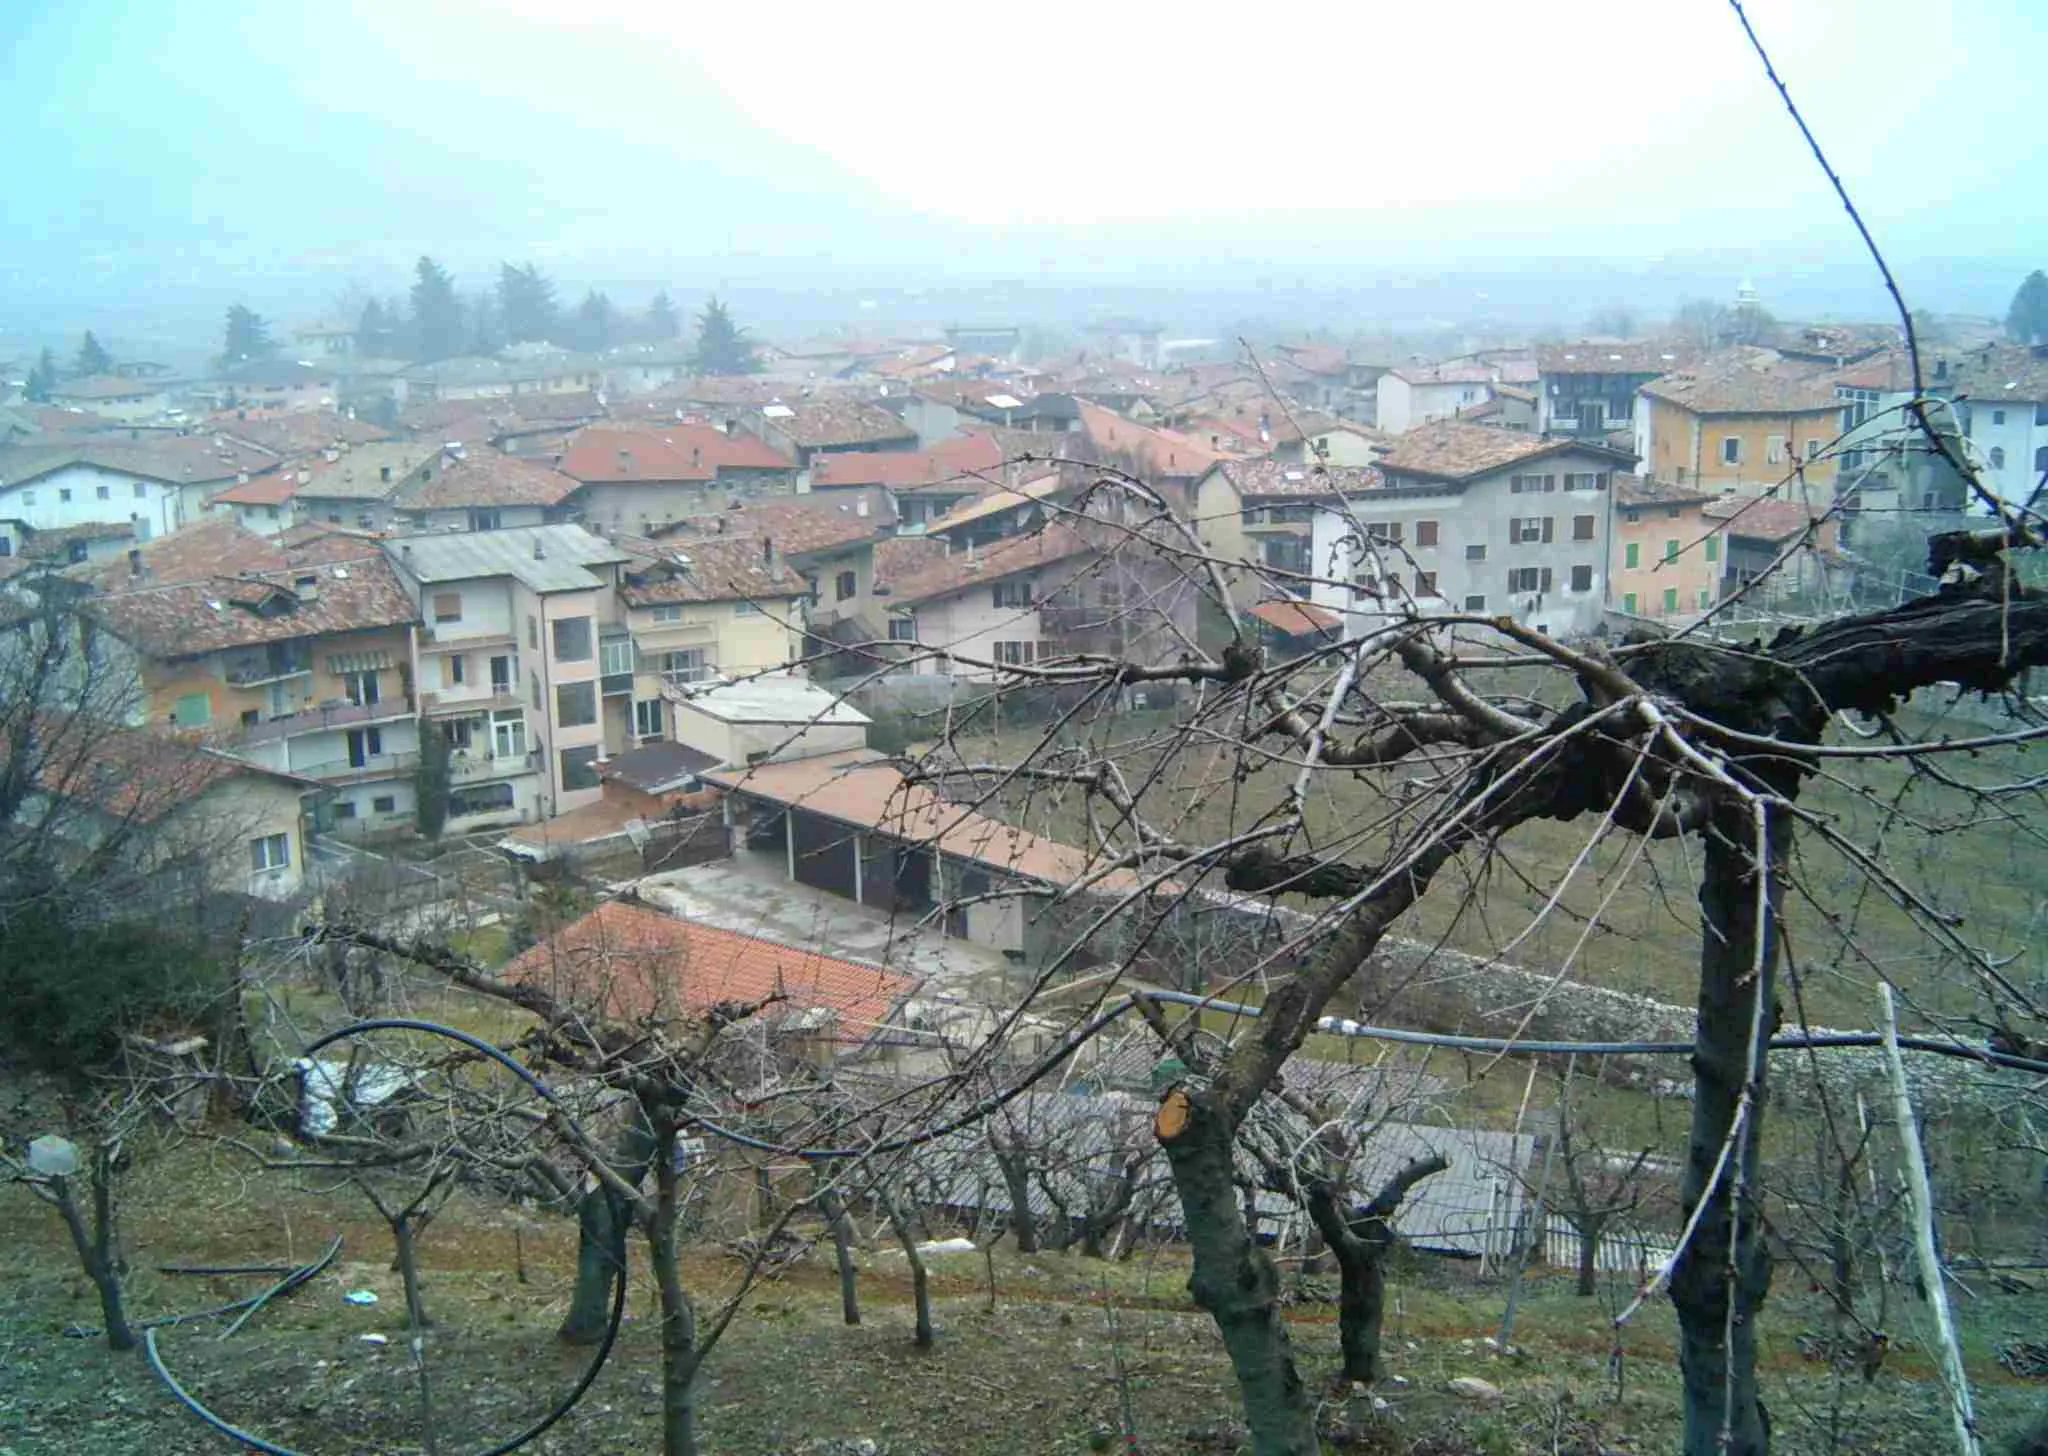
[328,512,341,524]
[1463,594,1487,611]
[1721,437,1742,465]
[1415,519,1439,547]
[432,592,462,623]
[1766,435,1786,465]
[451,781,516,817]
[1508,567,1542,593]
[1465,543,1487,561]
[332,801,358,821]
[2036,445,2048,474]
[132,483,145,499]
[552,616,592,662]
[445,655,466,687]
[661,649,709,683]
[1992,409,2006,426]
[172,692,212,728]
[733,600,763,617]
[1364,521,1402,544]
[345,727,383,766]
[555,681,597,727]
[1572,515,1595,541]
[491,710,526,759]
[992,579,1035,609]
[649,603,684,623]
[1698,589,1713,609]
[1704,535,1719,563]
[343,670,380,707]
[529,670,541,709]
[599,636,635,676]
[59,488,72,502]
[1506,516,1550,543]
[1415,570,1437,596]
[249,833,291,872]
[889,616,916,641]
[559,745,601,792]
[1990,447,2006,469]
[1663,587,1680,614]
[445,716,475,752]
[95,484,110,500]
[526,614,539,649]
[835,570,857,602]
[1664,538,1681,564]
[1623,592,1637,614]
[633,699,663,739]
[20,491,33,507]
[994,640,1038,666]
[1624,541,1640,568]
[468,508,501,531]
[1569,564,1593,592]
[489,654,512,692]
[373,795,397,814]
[1563,472,1609,492]
[1805,439,1822,461]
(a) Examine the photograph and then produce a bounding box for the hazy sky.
[6,0,2045,331]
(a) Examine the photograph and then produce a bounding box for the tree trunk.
[1671,802,1784,1456]
[884,1190,933,1349]
[391,1215,440,1456]
[1305,1185,1386,1386]
[651,1126,700,1456]
[559,1114,656,1345]
[1575,1220,1601,1298]
[1159,1090,1318,1456]
[993,1143,1038,1253]
[819,1187,861,1327]
[50,1171,134,1352]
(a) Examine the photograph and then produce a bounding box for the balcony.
[449,747,541,782]
[291,750,421,785]
[601,672,635,697]
[223,658,313,688]
[234,695,417,746]
[419,688,523,716]
[419,624,517,653]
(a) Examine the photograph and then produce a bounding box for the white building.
[0,438,281,541]
[1306,421,1633,639]
[1950,344,2048,507]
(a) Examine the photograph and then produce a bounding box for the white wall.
[900,581,1045,679]
[0,463,185,539]
[1964,398,2047,505]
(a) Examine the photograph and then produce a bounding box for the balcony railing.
[234,695,417,746]
[419,687,522,716]
[223,658,312,687]
[419,625,518,652]
[291,750,421,783]
[449,747,541,782]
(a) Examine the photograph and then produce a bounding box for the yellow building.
[1610,477,1721,620]
[1636,347,1842,499]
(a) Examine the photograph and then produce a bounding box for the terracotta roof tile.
[658,491,893,563]
[49,375,169,402]
[760,399,918,450]
[1375,420,1622,482]
[1249,599,1342,635]
[874,522,1093,606]
[68,516,288,588]
[558,424,793,484]
[212,409,393,458]
[392,447,581,511]
[617,532,811,607]
[810,432,1005,489]
[923,473,1064,535]
[85,550,419,657]
[28,714,310,823]
[1614,474,1707,508]
[1700,495,1830,542]
[0,436,281,491]
[1219,459,1384,499]
[1074,400,1220,479]
[294,441,441,501]
[1639,347,1842,415]
[1950,343,2048,406]
[502,899,914,1036]
[1536,342,1700,376]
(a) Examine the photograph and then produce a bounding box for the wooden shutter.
[1541,516,1555,543]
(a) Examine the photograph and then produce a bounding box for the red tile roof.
[212,409,393,458]
[502,899,913,1037]
[617,532,811,607]
[85,550,420,657]
[659,491,893,563]
[1640,347,1843,415]
[1375,420,1626,483]
[1249,599,1342,636]
[1700,495,1831,543]
[558,424,793,484]
[0,436,282,491]
[392,447,581,510]
[874,522,1093,606]
[759,399,918,450]
[1218,459,1384,499]
[69,516,289,588]
[28,714,311,823]
[809,432,1006,489]
[1074,400,1220,480]
[1536,342,1700,376]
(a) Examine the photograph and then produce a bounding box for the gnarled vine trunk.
[1304,1154,1448,1386]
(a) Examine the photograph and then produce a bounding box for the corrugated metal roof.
[389,523,631,593]
[670,675,870,726]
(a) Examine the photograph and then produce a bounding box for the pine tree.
[2007,270,2048,345]
[646,290,680,341]
[498,263,560,345]
[408,257,466,362]
[23,348,57,403]
[574,290,616,353]
[688,297,760,375]
[466,293,503,356]
[219,304,277,369]
[73,331,112,378]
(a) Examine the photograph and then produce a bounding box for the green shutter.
[1663,587,1679,614]
[1704,535,1719,562]
[1664,538,1680,563]
[1624,542,1639,568]
[1623,592,1637,614]
[172,692,212,728]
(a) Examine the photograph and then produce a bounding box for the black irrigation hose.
[67,1236,344,1339]
[146,1019,630,1456]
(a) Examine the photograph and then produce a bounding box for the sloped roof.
[503,899,914,1037]
[1219,459,1384,499]
[29,714,313,823]
[658,490,893,562]
[0,436,281,491]
[391,523,630,593]
[1639,347,1842,415]
[212,408,393,458]
[759,399,917,450]
[1614,474,1707,508]
[390,447,581,511]
[1074,399,1220,479]
[923,473,1064,535]
[1375,420,1623,482]
[49,375,168,401]
[617,532,810,606]
[875,522,1094,606]
[808,432,1003,488]
[1249,599,1343,636]
[1949,342,2048,406]
[1700,495,1826,542]
[86,551,419,657]
[670,675,870,726]
[68,515,289,589]
[596,741,722,795]
[558,424,794,484]
[1537,342,1698,376]
[294,441,439,501]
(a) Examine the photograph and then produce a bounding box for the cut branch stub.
[1155,1087,1193,1143]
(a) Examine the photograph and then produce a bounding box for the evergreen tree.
[218,304,277,368]
[2007,270,2048,345]
[646,290,681,341]
[415,724,452,840]
[408,256,466,361]
[23,348,57,403]
[574,290,616,353]
[466,293,503,356]
[688,296,760,375]
[356,298,394,356]
[498,263,560,345]
[73,331,112,378]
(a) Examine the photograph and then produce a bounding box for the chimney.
[856,495,870,518]
[127,548,143,578]
[691,446,701,467]
[379,464,392,483]
[533,537,547,560]
[761,535,775,567]
[401,543,412,561]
